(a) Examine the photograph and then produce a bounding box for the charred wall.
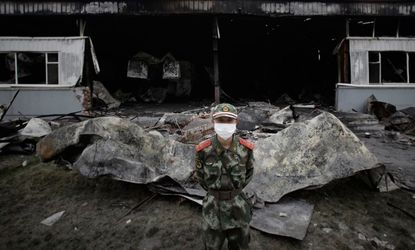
[85,15,213,100]
[218,16,344,104]
[1,14,414,105]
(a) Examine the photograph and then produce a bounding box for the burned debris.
[11,101,406,240]
[1,95,414,244]
[127,52,193,104]
[367,94,397,121]
[367,95,415,136]
[92,81,121,110]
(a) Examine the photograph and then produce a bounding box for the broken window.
[0,53,15,84]
[369,52,380,84]
[0,52,59,85]
[400,19,415,37]
[348,19,375,37]
[349,18,401,38]
[409,53,415,83]
[375,19,399,37]
[369,51,410,84]
[382,52,407,83]
[17,52,46,84]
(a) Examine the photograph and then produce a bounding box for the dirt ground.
[1,153,414,250]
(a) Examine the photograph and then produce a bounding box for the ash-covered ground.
[1,102,415,249]
[0,153,414,250]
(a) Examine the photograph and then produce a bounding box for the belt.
[208,188,242,201]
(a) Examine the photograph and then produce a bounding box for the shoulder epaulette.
[239,138,255,150]
[196,139,212,152]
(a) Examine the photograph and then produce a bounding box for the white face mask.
[214,123,236,140]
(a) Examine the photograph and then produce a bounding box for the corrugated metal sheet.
[349,37,415,52]
[350,51,368,84]
[0,1,415,16]
[0,37,87,86]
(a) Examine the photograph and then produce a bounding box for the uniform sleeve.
[195,150,208,190]
[243,149,254,188]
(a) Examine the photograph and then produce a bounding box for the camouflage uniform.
[195,116,255,250]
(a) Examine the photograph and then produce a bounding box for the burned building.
[0,1,415,118]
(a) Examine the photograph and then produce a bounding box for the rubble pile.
[367,95,415,136]
[236,102,280,131]
[32,109,384,237]
[0,118,53,154]
[3,100,410,240]
[33,107,384,203]
[92,81,121,110]
[335,112,384,134]
[126,52,193,103]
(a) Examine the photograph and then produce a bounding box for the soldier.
[194,103,255,250]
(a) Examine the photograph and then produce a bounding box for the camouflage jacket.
[195,134,255,230]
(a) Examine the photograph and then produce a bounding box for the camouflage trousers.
[203,222,250,250]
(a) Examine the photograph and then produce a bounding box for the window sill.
[0,84,76,89]
[337,83,415,88]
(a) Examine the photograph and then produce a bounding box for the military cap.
[212,103,238,119]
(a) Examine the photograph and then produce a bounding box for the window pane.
[400,19,415,37]
[369,52,379,63]
[0,53,15,84]
[410,53,415,83]
[369,64,380,83]
[381,52,407,83]
[47,53,58,62]
[349,19,374,37]
[17,52,46,84]
[375,18,399,37]
[369,52,380,84]
[47,64,58,84]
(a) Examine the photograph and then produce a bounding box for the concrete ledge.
[0,87,91,120]
[336,83,415,112]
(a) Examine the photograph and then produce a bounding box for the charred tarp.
[0,36,100,119]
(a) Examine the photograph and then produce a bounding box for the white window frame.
[1,51,60,85]
[368,51,381,84]
[368,51,413,85]
[45,52,60,85]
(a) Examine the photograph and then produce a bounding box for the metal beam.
[1,1,415,17]
[212,16,220,104]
